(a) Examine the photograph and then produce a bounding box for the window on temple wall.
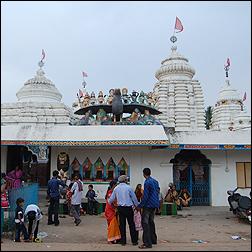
[106,157,116,180]
[83,157,92,180]
[70,157,81,177]
[117,158,129,178]
[94,157,104,180]
[236,162,251,188]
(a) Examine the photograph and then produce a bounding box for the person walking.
[70,173,83,226]
[136,168,159,249]
[47,170,66,226]
[108,175,139,246]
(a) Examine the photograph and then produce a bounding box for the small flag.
[41,49,45,61]
[226,58,230,67]
[175,17,183,33]
[79,89,84,98]
[242,92,247,102]
[82,71,88,78]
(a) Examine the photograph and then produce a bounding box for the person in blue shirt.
[47,170,66,226]
[85,184,98,215]
[108,175,139,246]
[136,168,159,249]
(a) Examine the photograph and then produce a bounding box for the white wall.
[1,146,7,174]
[50,146,176,200]
[201,149,251,206]
[50,146,251,206]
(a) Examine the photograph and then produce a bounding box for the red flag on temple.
[175,17,183,33]
[82,71,88,77]
[226,58,230,67]
[41,49,45,61]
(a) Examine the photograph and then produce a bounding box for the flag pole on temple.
[82,71,88,89]
[38,49,45,68]
[170,16,183,44]
[224,58,230,78]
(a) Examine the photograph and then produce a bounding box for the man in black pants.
[47,170,66,226]
[136,168,160,249]
[108,175,139,246]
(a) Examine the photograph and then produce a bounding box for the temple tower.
[154,45,205,131]
[211,79,251,131]
[1,60,73,125]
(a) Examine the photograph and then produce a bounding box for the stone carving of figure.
[80,110,93,125]
[90,91,96,105]
[130,90,139,103]
[138,91,147,104]
[146,92,154,106]
[83,92,90,107]
[122,88,130,104]
[38,146,47,160]
[98,91,106,104]
[96,108,107,124]
[128,108,140,123]
[107,89,114,105]
[112,89,123,122]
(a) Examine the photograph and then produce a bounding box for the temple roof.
[16,65,62,103]
[1,125,169,147]
[155,46,196,80]
[217,80,241,102]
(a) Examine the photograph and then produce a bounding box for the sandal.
[138,244,152,249]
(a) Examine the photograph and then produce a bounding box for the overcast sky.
[1,1,251,112]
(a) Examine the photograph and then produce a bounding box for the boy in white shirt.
[24,204,43,242]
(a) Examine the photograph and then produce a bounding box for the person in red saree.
[105,180,121,244]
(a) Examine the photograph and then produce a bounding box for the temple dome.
[155,46,196,81]
[16,67,62,102]
[217,80,241,102]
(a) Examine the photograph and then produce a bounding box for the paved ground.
[1,205,251,251]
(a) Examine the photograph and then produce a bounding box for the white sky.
[1,1,251,112]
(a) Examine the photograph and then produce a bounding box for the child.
[14,198,29,242]
[156,187,163,215]
[85,185,97,215]
[24,204,42,242]
[66,179,74,216]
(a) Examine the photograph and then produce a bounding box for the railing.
[7,183,39,230]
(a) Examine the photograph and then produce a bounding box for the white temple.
[1,38,251,206]
[1,64,73,126]
[211,79,251,131]
[154,45,205,131]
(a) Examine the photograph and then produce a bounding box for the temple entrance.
[6,145,50,187]
[170,150,211,206]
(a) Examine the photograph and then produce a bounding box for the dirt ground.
[1,206,251,251]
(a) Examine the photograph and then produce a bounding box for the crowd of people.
[1,167,192,248]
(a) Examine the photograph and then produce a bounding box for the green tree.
[205,106,213,129]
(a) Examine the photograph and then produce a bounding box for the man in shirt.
[24,204,43,242]
[70,173,83,226]
[47,170,66,226]
[108,175,139,246]
[136,168,159,249]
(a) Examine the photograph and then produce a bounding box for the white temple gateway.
[1,42,251,206]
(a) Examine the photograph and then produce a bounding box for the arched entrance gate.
[170,150,211,206]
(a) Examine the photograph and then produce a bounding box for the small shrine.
[72,87,163,126]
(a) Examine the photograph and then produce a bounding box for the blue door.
[174,164,210,206]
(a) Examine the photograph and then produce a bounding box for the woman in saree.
[104,180,121,244]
